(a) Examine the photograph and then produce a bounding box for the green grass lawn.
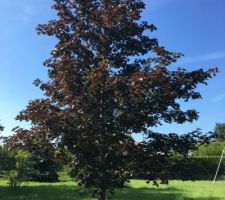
[0,178,225,200]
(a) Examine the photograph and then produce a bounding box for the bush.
[8,171,23,189]
[9,151,33,189]
[29,157,59,182]
[167,141,225,180]
[169,156,225,180]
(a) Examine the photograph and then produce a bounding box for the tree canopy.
[4,0,217,199]
[214,123,225,140]
[0,123,3,132]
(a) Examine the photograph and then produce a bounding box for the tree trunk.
[98,189,106,200]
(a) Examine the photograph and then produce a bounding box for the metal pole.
[213,148,225,183]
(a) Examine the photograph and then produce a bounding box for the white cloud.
[179,51,225,64]
[212,94,225,103]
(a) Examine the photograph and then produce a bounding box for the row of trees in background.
[1,131,225,185]
[1,122,225,189]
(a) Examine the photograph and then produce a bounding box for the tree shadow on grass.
[114,186,222,200]
[114,187,183,200]
[183,198,221,200]
[0,185,222,200]
[0,185,90,200]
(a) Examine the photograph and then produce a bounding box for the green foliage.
[0,146,16,173]
[0,145,60,184]
[166,141,225,180]
[214,123,225,140]
[193,141,225,156]
[26,141,61,182]
[3,134,62,182]
[29,155,59,182]
[8,171,23,189]
[0,148,34,189]
[7,150,33,189]
[171,157,225,180]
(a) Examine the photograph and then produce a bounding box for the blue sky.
[0,0,224,137]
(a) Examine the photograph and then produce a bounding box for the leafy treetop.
[214,123,225,140]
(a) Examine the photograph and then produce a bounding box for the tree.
[0,122,3,132]
[0,147,33,189]
[0,146,15,176]
[4,0,217,199]
[214,123,225,140]
[4,128,61,182]
[7,150,33,190]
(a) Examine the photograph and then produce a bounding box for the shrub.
[29,157,59,182]
[7,150,34,189]
[170,156,225,180]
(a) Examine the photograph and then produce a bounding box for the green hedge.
[134,156,225,181]
[182,141,225,180]
[169,156,225,180]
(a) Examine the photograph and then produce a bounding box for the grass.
[0,177,225,200]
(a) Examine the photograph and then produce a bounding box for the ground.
[0,177,224,200]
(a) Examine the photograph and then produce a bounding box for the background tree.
[0,146,33,189]
[7,150,33,189]
[214,123,225,140]
[4,128,62,182]
[0,146,15,178]
[4,0,217,199]
[0,122,3,132]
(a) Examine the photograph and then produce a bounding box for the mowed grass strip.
[0,178,225,200]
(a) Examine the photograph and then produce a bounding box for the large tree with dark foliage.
[4,0,217,199]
